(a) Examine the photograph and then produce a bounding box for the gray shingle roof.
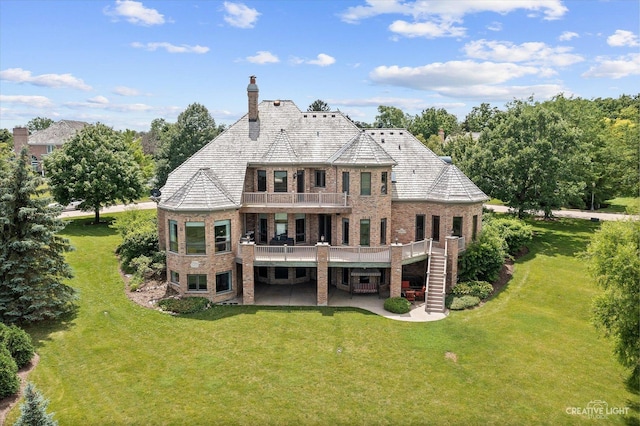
[159,99,488,211]
[29,120,89,146]
[327,131,397,166]
[425,163,489,203]
[162,168,239,211]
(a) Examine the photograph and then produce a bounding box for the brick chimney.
[247,75,259,122]
[438,128,445,142]
[13,127,29,155]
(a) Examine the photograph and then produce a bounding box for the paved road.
[59,201,157,219]
[60,201,637,221]
[484,204,638,221]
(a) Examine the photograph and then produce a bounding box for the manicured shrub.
[0,323,34,368]
[117,226,160,272]
[0,345,19,398]
[383,297,411,314]
[158,297,210,314]
[111,208,157,238]
[452,281,494,300]
[486,217,533,256]
[449,295,481,310]
[458,226,506,283]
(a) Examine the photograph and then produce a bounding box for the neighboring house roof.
[29,120,89,146]
[159,100,488,211]
[444,132,481,144]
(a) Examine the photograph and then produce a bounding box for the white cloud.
[88,96,109,104]
[582,53,640,79]
[388,19,465,38]
[558,31,579,41]
[64,100,154,112]
[463,39,584,67]
[437,84,567,101]
[0,68,92,90]
[370,61,541,89]
[246,51,279,64]
[607,30,639,47]
[131,42,209,54]
[113,86,140,96]
[0,95,53,108]
[223,2,260,29]
[291,53,336,67]
[104,0,165,26]
[340,0,567,25]
[487,21,502,32]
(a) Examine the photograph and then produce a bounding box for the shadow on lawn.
[526,218,600,258]
[60,216,119,237]
[179,305,376,323]
[22,308,78,350]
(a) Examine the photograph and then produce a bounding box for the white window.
[214,219,231,253]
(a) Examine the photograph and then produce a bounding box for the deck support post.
[316,242,330,306]
[241,242,255,305]
[390,243,403,298]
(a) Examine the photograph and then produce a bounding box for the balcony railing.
[401,239,431,260]
[241,239,449,264]
[242,192,348,207]
[255,246,317,262]
[329,246,390,263]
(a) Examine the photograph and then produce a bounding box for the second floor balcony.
[241,192,351,213]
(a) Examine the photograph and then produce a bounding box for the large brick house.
[157,77,488,312]
[13,120,89,174]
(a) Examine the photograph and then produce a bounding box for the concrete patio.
[240,281,448,322]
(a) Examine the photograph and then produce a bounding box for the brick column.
[390,243,403,298]
[446,236,459,292]
[316,243,329,306]
[241,242,255,305]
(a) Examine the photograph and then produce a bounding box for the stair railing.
[424,238,433,311]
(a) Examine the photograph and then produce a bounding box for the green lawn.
[8,215,638,424]
[600,197,640,214]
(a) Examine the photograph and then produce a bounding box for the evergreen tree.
[14,382,58,426]
[0,148,76,324]
[307,99,330,111]
[154,103,220,188]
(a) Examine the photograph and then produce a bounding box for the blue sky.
[1,0,638,132]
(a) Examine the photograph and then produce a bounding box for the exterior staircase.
[425,247,447,313]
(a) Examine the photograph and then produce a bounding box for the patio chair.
[404,290,416,303]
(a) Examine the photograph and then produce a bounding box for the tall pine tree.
[0,148,76,324]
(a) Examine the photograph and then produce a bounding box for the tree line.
[0,94,637,223]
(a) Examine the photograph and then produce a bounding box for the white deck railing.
[245,242,435,264]
[329,246,391,263]
[254,246,317,262]
[458,236,466,252]
[401,239,431,260]
[242,192,348,207]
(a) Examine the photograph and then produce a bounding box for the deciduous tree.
[586,220,640,383]
[466,99,588,218]
[0,149,76,323]
[409,107,459,141]
[373,105,411,128]
[45,123,145,224]
[26,116,54,133]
